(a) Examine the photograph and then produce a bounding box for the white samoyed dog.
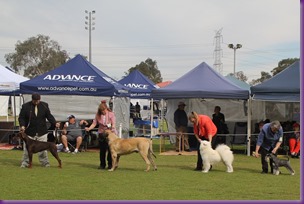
[199,140,234,173]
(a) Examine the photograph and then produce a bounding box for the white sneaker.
[72,149,79,154]
[63,149,71,153]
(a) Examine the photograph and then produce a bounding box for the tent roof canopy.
[152,62,249,99]
[118,69,158,99]
[250,60,300,101]
[20,54,129,96]
[225,75,251,92]
[0,64,28,94]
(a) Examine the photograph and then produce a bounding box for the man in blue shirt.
[254,120,283,174]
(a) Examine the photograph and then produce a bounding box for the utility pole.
[85,10,96,63]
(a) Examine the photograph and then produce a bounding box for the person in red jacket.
[289,122,300,158]
[188,111,217,171]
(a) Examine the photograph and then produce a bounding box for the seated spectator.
[289,122,300,158]
[61,115,88,154]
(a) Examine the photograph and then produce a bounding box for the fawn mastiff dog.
[16,132,62,168]
[104,130,157,172]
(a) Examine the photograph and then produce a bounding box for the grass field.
[0,140,301,201]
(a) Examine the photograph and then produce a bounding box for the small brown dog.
[16,132,62,168]
[104,130,157,172]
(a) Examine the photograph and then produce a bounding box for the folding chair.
[59,122,89,152]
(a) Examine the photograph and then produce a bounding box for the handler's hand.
[253,151,260,158]
[85,127,90,132]
[20,126,25,132]
[271,148,278,154]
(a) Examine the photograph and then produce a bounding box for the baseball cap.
[67,115,75,119]
[178,102,186,106]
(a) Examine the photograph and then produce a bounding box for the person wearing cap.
[174,102,190,152]
[61,115,88,154]
[85,102,117,169]
[254,120,283,174]
[18,93,60,168]
[188,111,217,171]
[289,122,300,158]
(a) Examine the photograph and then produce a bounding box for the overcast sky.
[0,0,300,82]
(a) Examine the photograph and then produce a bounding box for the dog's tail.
[215,144,234,162]
[149,140,157,158]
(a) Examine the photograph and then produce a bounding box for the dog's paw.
[108,169,114,172]
[202,170,209,173]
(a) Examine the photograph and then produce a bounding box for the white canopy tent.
[0,65,28,118]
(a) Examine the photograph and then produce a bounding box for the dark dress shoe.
[194,167,202,171]
[98,166,105,170]
[261,171,268,174]
[107,166,112,169]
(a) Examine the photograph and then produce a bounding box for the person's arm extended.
[272,142,282,154]
[85,120,97,131]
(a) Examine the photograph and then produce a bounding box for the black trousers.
[99,139,112,168]
[196,135,218,168]
[259,147,274,173]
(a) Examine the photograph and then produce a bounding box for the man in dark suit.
[18,93,60,168]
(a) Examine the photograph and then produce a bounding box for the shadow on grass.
[0,157,21,166]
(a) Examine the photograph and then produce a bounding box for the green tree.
[125,58,162,83]
[227,71,248,82]
[271,58,299,76]
[250,71,271,86]
[5,34,69,78]
[250,58,299,85]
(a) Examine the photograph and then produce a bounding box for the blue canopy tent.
[118,70,159,137]
[151,62,251,154]
[118,69,158,99]
[20,54,129,97]
[250,61,300,102]
[152,62,249,99]
[19,54,130,137]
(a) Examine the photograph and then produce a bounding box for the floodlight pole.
[85,10,96,63]
[228,44,242,76]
